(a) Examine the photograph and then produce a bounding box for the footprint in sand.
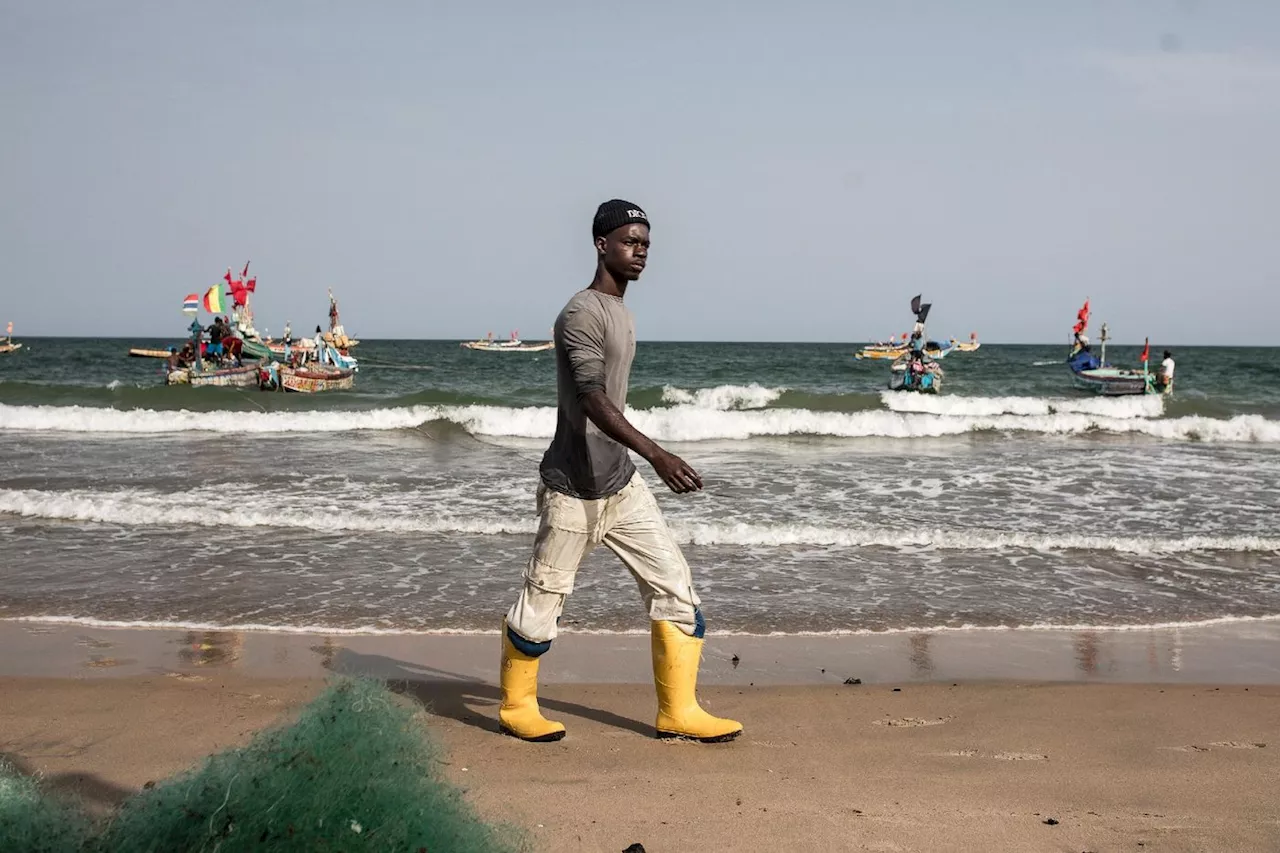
[85,656,136,669]
[940,749,1048,761]
[1162,742,1266,752]
[164,671,208,682]
[873,716,953,728]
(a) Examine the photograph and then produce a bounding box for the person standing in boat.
[498,199,742,745]
[1157,350,1175,391]
[205,317,226,363]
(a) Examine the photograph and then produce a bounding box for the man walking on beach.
[499,199,742,744]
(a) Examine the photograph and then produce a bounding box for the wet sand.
[2,622,1279,851]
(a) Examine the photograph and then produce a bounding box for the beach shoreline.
[3,617,1279,685]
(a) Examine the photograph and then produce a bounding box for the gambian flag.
[203,284,224,313]
[182,293,200,314]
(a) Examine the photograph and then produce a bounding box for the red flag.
[1072,299,1090,335]
[244,276,256,292]
[224,268,233,286]
[1140,338,1150,363]
[241,260,251,278]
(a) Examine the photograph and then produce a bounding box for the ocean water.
[2,338,1278,636]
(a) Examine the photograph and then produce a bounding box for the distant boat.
[856,299,961,361]
[860,294,962,361]
[0,322,22,355]
[462,331,553,352]
[856,340,953,360]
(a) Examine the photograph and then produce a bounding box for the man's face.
[596,223,650,281]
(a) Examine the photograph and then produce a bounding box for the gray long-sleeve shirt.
[539,289,637,499]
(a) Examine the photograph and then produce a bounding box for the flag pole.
[1142,337,1150,392]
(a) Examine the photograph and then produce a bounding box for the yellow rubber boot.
[499,626,565,742]
[651,620,743,742]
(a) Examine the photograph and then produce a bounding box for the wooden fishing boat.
[1066,301,1166,396]
[1,322,21,355]
[166,364,260,388]
[263,338,359,371]
[461,336,553,352]
[855,343,909,361]
[860,295,956,366]
[888,353,944,393]
[1070,366,1152,396]
[461,328,553,353]
[856,340,953,360]
[238,337,273,360]
[276,364,355,393]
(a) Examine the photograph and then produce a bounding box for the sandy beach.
[2,622,1278,851]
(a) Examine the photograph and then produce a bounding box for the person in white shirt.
[1158,350,1175,390]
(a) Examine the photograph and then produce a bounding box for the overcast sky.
[3,1,1278,343]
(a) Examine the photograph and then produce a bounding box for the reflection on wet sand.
[176,631,244,667]
[1074,631,1099,676]
[908,633,934,677]
[311,637,340,669]
[75,633,136,669]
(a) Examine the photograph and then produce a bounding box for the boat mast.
[189,317,204,373]
[1099,322,1109,366]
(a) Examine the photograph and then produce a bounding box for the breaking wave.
[5,488,1279,554]
[8,402,1278,443]
[881,393,1165,419]
[660,383,784,410]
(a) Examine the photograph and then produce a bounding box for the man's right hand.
[648,448,703,494]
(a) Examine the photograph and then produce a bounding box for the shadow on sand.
[322,646,654,738]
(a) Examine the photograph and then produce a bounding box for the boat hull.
[167,364,260,388]
[239,338,273,360]
[1069,367,1153,396]
[889,364,943,394]
[279,366,355,393]
[0,343,22,355]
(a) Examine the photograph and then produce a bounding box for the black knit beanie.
[592,199,649,239]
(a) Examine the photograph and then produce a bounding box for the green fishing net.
[0,678,526,853]
[0,760,89,853]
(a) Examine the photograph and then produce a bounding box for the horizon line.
[4,335,1268,348]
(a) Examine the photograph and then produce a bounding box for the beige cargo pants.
[505,472,701,645]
